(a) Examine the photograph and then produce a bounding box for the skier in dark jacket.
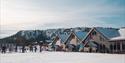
[15,45,18,52]
[40,45,42,52]
[9,46,13,53]
[2,46,7,53]
[30,46,33,52]
[22,46,25,53]
[34,46,37,52]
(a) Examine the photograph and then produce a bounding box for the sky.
[0,0,125,38]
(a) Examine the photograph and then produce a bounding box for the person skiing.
[15,45,18,52]
[39,45,42,52]
[2,46,7,53]
[30,45,33,52]
[34,46,37,52]
[9,46,13,53]
[22,46,25,53]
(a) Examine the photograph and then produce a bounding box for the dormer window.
[92,31,97,35]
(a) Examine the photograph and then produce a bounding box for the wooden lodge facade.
[65,31,88,52]
[52,27,125,53]
[51,33,69,51]
[80,27,125,53]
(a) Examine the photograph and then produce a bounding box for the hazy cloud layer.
[0,0,125,38]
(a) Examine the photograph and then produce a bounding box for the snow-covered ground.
[0,51,125,63]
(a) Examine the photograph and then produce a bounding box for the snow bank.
[0,51,125,63]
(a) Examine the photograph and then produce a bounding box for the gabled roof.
[95,27,120,39]
[81,27,121,44]
[58,33,69,43]
[66,31,88,42]
[52,33,69,45]
[74,31,88,41]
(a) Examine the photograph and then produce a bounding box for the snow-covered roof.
[110,28,125,40]
[119,28,125,37]
[74,31,88,40]
[110,37,125,40]
[95,27,120,39]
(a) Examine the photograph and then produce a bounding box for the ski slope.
[0,51,125,63]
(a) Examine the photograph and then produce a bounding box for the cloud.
[1,0,125,38]
[1,0,125,30]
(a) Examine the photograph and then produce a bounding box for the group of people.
[0,45,49,53]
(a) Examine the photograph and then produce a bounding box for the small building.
[51,33,69,51]
[65,31,88,52]
[81,27,125,53]
[109,28,125,53]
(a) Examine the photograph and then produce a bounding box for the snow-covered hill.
[16,30,45,40]
[0,27,90,43]
[1,52,124,63]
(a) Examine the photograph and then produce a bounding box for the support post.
[120,42,123,53]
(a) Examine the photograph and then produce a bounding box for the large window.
[116,43,120,50]
[114,44,116,50]
[122,43,125,50]
[110,44,113,50]
[114,43,120,51]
